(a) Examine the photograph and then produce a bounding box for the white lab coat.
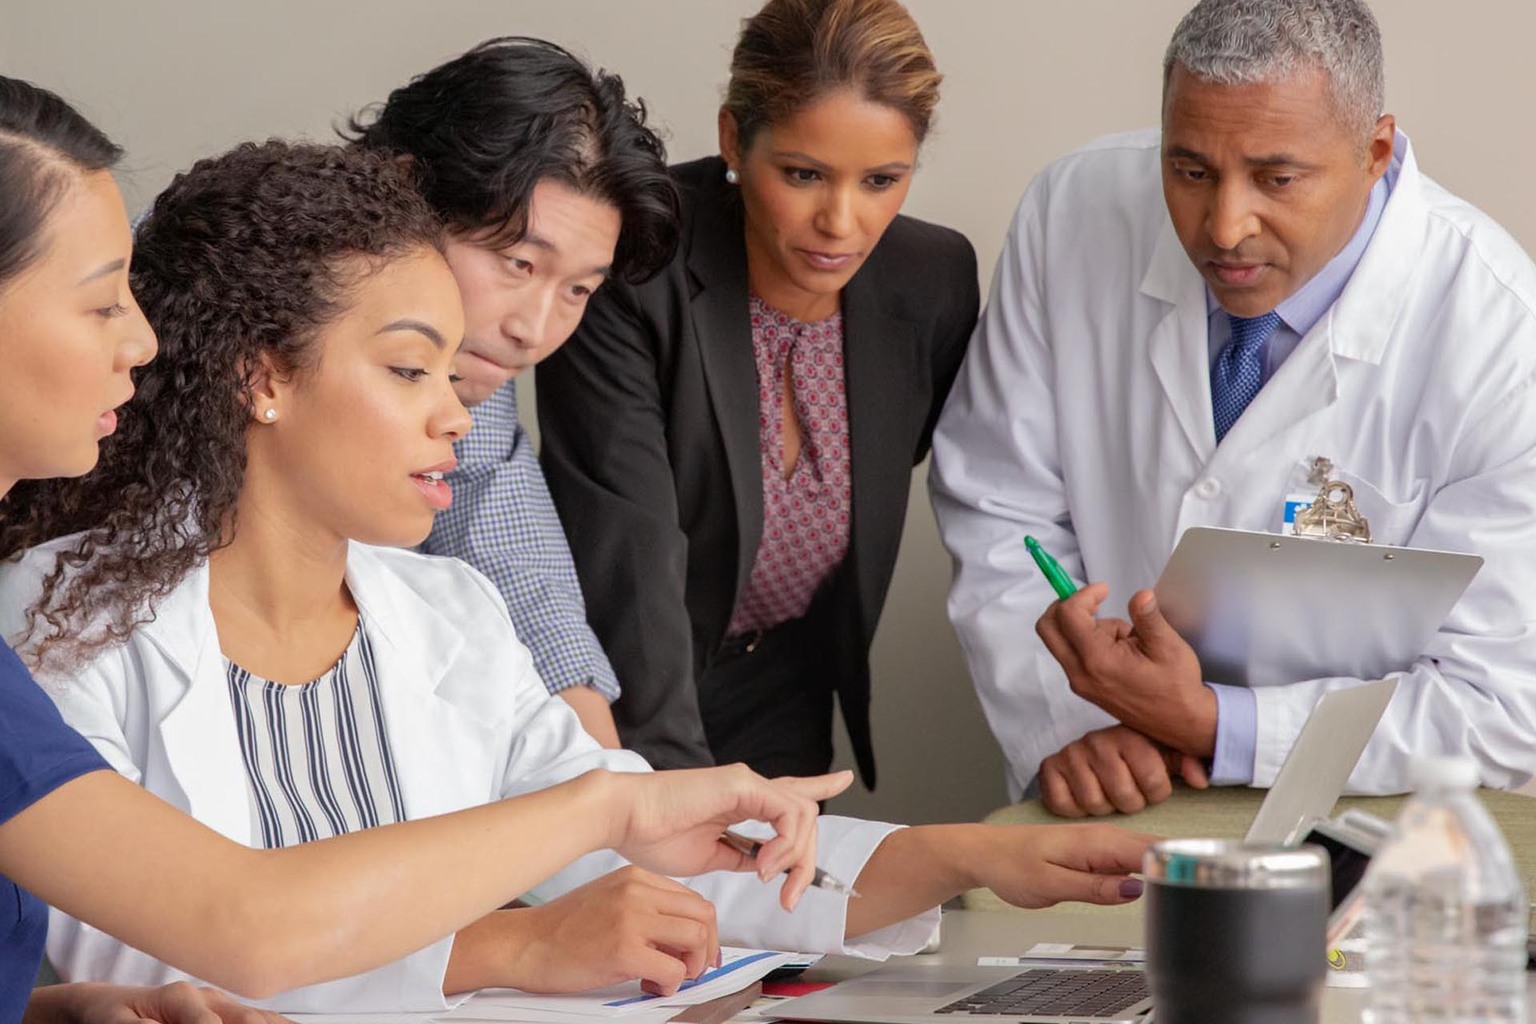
[930,129,1536,801]
[0,539,934,1012]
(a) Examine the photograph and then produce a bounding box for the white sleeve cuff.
[702,817,939,959]
[253,935,460,1014]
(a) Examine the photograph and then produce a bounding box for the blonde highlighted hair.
[724,0,942,148]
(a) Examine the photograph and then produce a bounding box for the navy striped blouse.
[225,622,405,848]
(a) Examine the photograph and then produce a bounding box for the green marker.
[1025,535,1079,600]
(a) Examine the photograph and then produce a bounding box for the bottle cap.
[1408,755,1479,791]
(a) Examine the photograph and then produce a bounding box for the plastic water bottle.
[1362,756,1528,1022]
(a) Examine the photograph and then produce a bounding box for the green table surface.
[965,785,1536,915]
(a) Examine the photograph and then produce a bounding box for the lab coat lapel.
[138,563,256,844]
[685,183,763,600]
[1206,327,1338,470]
[1324,133,1427,368]
[1141,219,1217,464]
[344,546,494,821]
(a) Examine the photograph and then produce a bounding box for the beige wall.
[6,1,1534,825]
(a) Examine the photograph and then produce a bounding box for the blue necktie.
[1211,310,1281,442]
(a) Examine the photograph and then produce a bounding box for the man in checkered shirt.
[349,38,682,747]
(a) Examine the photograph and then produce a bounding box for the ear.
[245,350,291,425]
[718,107,742,170]
[1365,113,1396,179]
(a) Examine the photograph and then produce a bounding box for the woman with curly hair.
[1,137,1148,1011]
[0,83,850,1020]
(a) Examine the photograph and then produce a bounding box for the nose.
[433,382,473,442]
[813,184,856,240]
[1206,180,1262,252]
[507,283,560,354]
[118,298,158,370]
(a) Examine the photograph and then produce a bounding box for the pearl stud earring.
[263,408,277,421]
[724,168,740,185]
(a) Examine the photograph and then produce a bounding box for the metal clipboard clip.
[1292,477,1372,543]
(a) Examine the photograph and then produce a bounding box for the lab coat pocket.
[1327,468,1428,547]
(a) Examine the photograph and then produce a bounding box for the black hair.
[344,36,680,283]
[0,75,122,292]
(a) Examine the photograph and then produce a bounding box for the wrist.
[1181,685,1220,758]
[903,824,994,894]
[942,824,1007,893]
[569,769,625,852]
[445,909,539,994]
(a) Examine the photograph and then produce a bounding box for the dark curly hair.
[0,141,443,670]
[344,36,680,283]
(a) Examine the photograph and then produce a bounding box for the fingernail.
[1119,878,1145,899]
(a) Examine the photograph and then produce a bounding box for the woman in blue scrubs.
[0,76,841,1024]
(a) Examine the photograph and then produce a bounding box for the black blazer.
[538,156,978,787]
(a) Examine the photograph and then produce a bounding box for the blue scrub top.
[0,641,108,1024]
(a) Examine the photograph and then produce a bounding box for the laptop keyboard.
[934,968,1149,1017]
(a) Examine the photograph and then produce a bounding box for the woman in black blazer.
[538,0,978,788]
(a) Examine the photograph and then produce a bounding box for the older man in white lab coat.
[931,0,1536,811]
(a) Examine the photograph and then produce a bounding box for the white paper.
[978,943,1146,967]
[449,947,795,1020]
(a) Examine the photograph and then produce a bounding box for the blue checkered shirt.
[421,383,620,700]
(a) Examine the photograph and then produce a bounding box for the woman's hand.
[26,982,289,1024]
[601,765,852,910]
[967,824,1154,908]
[447,867,720,998]
[845,822,1156,939]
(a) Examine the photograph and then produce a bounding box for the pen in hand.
[718,829,861,898]
[1025,535,1079,600]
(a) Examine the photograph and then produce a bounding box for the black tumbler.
[1144,839,1329,1024]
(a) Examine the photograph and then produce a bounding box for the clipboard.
[1154,527,1482,688]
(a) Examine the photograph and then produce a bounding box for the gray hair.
[1163,0,1385,143]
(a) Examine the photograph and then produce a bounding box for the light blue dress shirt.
[420,384,621,701]
[1205,172,1392,785]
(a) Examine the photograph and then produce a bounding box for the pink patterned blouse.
[727,295,854,636]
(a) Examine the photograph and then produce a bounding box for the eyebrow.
[377,317,447,350]
[77,258,126,286]
[1165,145,1319,170]
[771,150,914,175]
[518,231,612,279]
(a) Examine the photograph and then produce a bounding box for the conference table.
[792,786,1536,1024]
[39,788,1534,1021]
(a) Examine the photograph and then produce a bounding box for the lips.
[97,390,134,438]
[457,347,527,386]
[411,461,456,511]
[797,249,859,272]
[461,349,514,374]
[1209,261,1267,287]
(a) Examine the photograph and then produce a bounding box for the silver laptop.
[773,678,1398,1024]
